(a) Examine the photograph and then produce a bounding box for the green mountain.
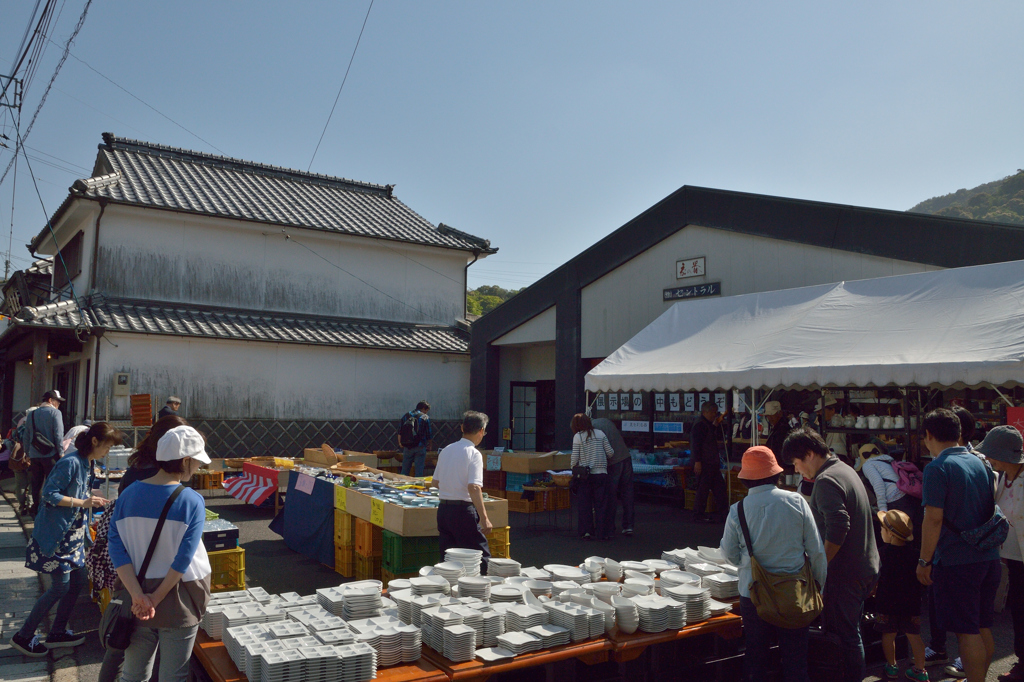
[909,170,1024,226]
[467,285,522,316]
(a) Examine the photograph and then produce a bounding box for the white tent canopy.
[585,259,1024,393]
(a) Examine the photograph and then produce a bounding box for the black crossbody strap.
[736,497,756,562]
[136,484,185,581]
[941,464,998,535]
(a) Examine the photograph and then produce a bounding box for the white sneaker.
[944,657,966,679]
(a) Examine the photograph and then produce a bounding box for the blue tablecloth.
[269,471,335,567]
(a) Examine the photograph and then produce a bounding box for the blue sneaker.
[944,658,965,679]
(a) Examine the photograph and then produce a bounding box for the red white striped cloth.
[223,463,278,506]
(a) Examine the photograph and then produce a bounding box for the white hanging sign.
[669,394,681,411]
[621,420,650,432]
[655,394,666,412]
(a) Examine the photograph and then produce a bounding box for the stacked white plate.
[661,549,689,567]
[315,587,347,617]
[487,558,521,578]
[458,576,491,601]
[495,631,542,655]
[424,606,465,651]
[504,604,548,631]
[443,624,477,662]
[446,549,483,577]
[335,642,378,682]
[411,575,451,597]
[395,623,422,663]
[373,627,405,667]
[450,605,483,647]
[698,546,725,563]
[664,583,711,621]
[341,584,384,621]
[523,580,552,598]
[282,636,322,650]
[476,647,516,663]
[610,596,639,634]
[588,597,617,632]
[479,611,505,648]
[620,561,655,577]
[490,585,526,604]
[388,589,415,624]
[387,578,413,593]
[434,561,467,586]
[709,599,733,616]
[255,648,304,682]
[703,573,740,600]
[631,595,684,633]
[245,640,290,682]
[543,602,591,642]
[222,604,287,632]
[604,559,623,582]
[293,612,348,634]
[316,629,356,646]
[224,624,270,669]
[716,562,739,577]
[659,570,702,591]
[410,594,454,626]
[525,624,570,648]
[201,605,229,638]
[273,594,321,613]
[549,565,591,585]
[592,582,621,604]
[268,621,310,639]
[520,567,552,581]
[247,587,272,603]
[581,559,603,583]
[550,581,579,597]
[684,561,723,578]
[622,579,654,597]
[641,559,678,576]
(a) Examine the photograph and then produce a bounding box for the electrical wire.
[51,39,224,154]
[0,0,52,105]
[308,0,374,171]
[0,0,93,190]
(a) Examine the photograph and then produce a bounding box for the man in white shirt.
[431,411,493,574]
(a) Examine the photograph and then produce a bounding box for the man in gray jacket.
[592,418,634,536]
[783,426,880,682]
[23,390,66,517]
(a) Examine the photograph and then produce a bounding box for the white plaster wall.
[580,224,944,358]
[493,306,556,346]
[88,205,471,326]
[43,201,100,297]
[94,333,471,421]
[495,343,556,440]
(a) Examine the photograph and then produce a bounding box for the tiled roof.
[34,133,494,254]
[13,297,469,354]
[25,258,53,276]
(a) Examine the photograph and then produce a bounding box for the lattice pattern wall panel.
[191,419,463,459]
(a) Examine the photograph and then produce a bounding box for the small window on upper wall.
[52,231,84,291]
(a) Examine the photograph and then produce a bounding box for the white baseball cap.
[156,425,211,465]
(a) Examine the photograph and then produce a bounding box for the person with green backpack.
[720,445,827,682]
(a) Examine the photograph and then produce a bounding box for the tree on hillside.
[909,170,1024,226]
[466,285,522,316]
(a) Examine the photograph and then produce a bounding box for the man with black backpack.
[398,401,433,477]
[23,390,66,517]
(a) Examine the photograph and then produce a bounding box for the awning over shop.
[585,259,1024,393]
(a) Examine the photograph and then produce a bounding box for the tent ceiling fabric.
[584,259,1024,393]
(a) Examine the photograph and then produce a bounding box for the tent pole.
[990,384,1015,409]
[751,388,758,446]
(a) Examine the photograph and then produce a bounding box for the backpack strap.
[136,484,185,582]
[736,497,756,562]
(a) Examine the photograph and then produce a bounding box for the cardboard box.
[342,485,508,537]
[340,451,379,467]
[500,451,568,474]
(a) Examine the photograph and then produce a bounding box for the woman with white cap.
[107,425,212,682]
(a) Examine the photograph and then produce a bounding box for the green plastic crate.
[381,531,440,575]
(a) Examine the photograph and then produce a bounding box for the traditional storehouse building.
[0,133,495,456]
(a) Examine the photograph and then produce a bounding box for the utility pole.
[1,75,23,281]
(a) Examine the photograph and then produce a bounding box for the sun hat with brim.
[877,509,914,543]
[738,446,784,480]
[764,401,782,416]
[816,396,838,411]
[156,425,211,465]
[975,425,1024,464]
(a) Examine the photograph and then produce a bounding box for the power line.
[308,0,374,171]
[0,0,92,190]
[50,40,225,155]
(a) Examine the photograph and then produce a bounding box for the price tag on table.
[295,473,315,495]
[370,498,385,527]
[334,485,346,511]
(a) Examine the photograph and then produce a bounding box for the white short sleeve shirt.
[434,438,484,502]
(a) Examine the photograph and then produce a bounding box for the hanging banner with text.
[664,281,721,301]
[653,422,685,433]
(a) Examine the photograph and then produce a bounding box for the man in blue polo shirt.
[917,408,1001,682]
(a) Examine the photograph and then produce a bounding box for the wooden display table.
[192,630,449,682]
[607,612,743,662]
[420,638,610,682]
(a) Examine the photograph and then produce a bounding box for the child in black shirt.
[875,509,927,681]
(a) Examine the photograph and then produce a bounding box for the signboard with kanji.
[676,256,706,279]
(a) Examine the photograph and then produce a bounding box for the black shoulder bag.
[28,409,56,458]
[101,484,185,650]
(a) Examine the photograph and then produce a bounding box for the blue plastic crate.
[505,472,548,492]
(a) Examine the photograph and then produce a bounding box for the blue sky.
[2,1,1022,289]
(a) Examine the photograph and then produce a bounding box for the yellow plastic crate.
[355,551,382,581]
[209,547,246,593]
[334,510,355,546]
[335,543,355,577]
[486,526,511,559]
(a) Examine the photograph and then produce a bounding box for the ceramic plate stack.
[475,647,516,663]
[661,549,689,567]
[201,605,229,638]
[684,561,724,579]
[274,594,321,613]
[703,573,740,600]
[410,594,450,626]
[282,636,323,650]
[458,576,491,601]
[247,587,272,603]
[490,585,525,604]
[315,587,347,617]
[715,562,739,577]
[551,581,580,597]
[604,559,623,582]
[223,604,287,632]
[335,642,377,682]
[610,596,639,634]
[504,604,548,632]
[665,584,710,623]
[372,627,405,667]
[495,631,543,655]
[523,580,552,598]
[550,565,591,586]
[632,597,672,633]
[387,579,413,593]
[442,624,477,662]
[698,546,725,563]
[446,549,483,577]
[434,561,467,586]
[521,567,552,581]
[658,570,702,593]
[297,645,334,682]
[342,584,384,621]
[642,559,678,576]
[709,599,733,616]
[620,561,655,578]
[255,648,305,682]
[622,579,653,597]
[388,590,415,624]
[224,624,270,669]
[268,621,310,640]
[525,624,570,648]
[487,558,521,578]
[588,598,616,632]
[245,640,290,682]
[450,606,483,647]
[543,603,590,642]
[592,582,621,604]
[635,595,685,630]
[581,559,603,583]
[316,629,356,646]
[395,624,422,663]
[410,575,450,597]
[424,606,465,652]
[479,611,505,648]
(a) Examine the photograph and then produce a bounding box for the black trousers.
[437,503,491,576]
[694,466,728,519]
[28,455,57,515]
[1008,559,1024,659]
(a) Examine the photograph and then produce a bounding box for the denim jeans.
[605,458,635,531]
[740,596,810,682]
[18,565,87,639]
[401,446,427,477]
[122,624,199,682]
[577,473,609,538]
[822,574,876,682]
